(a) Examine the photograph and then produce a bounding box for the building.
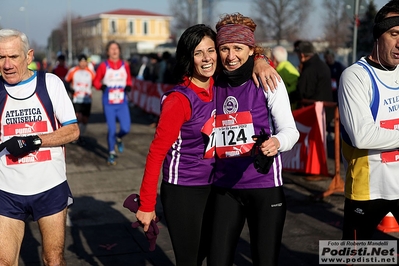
[72,9,173,59]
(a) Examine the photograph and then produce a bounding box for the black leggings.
[160,181,213,266]
[342,198,399,240]
[208,186,286,266]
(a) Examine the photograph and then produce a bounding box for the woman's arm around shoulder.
[266,80,299,152]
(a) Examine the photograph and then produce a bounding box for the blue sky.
[0,0,389,47]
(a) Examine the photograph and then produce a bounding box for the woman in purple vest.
[146,25,217,265]
[209,13,299,266]
[135,23,281,265]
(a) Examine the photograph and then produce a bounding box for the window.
[91,21,97,36]
[109,19,117,34]
[97,23,102,35]
[127,20,134,35]
[143,21,148,35]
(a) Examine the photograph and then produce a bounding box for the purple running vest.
[162,85,216,186]
[213,79,283,189]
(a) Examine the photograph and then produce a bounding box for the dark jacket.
[296,54,334,121]
[297,54,333,102]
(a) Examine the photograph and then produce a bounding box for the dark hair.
[77,53,87,61]
[324,48,335,56]
[57,54,66,61]
[375,0,399,23]
[295,41,315,56]
[148,53,159,60]
[293,40,302,50]
[162,51,171,60]
[105,40,122,59]
[173,24,216,84]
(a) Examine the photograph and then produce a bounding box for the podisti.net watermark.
[319,240,397,264]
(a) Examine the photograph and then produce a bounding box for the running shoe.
[77,136,86,146]
[107,153,116,165]
[116,138,124,153]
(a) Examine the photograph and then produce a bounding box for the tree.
[168,0,215,40]
[48,28,67,56]
[252,0,313,44]
[322,0,351,50]
[48,13,81,60]
[169,0,197,29]
[30,40,46,61]
[356,0,377,58]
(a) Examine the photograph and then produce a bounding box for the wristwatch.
[32,135,42,147]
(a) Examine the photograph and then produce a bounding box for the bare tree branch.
[322,0,351,50]
[252,0,313,44]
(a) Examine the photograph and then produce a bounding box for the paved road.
[18,90,399,265]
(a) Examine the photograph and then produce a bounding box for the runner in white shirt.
[0,29,79,266]
[65,53,95,144]
[339,0,399,241]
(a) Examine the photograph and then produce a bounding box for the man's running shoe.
[78,136,86,146]
[116,138,124,153]
[107,153,116,165]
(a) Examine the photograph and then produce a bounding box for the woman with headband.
[135,23,279,265]
[209,13,299,266]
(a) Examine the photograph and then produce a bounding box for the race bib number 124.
[215,111,255,158]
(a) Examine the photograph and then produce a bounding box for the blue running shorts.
[0,181,73,221]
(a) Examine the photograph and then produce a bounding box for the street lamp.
[197,0,202,24]
[19,6,29,35]
[345,0,366,63]
[19,0,30,36]
[67,0,72,66]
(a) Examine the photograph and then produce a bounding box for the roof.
[95,9,171,18]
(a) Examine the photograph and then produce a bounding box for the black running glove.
[101,85,107,92]
[251,128,274,174]
[124,85,132,93]
[0,135,42,157]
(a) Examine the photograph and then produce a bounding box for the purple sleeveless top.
[162,85,216,186]
[213,79,283,189]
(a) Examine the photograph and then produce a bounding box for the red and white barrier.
[281,102,329,176]
[130,79,174,116]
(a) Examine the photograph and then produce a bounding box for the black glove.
[101,85,107,92]
[251,128,274,174]
[124,85,131,93]
[0,135,42,157]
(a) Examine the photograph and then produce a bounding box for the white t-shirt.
[339,57,399,200]
[0,72,77,195]
[65,66,95,104]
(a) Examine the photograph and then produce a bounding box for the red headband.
[216,24,255,47]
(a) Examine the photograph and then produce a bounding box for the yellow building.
[72,9,173,58]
